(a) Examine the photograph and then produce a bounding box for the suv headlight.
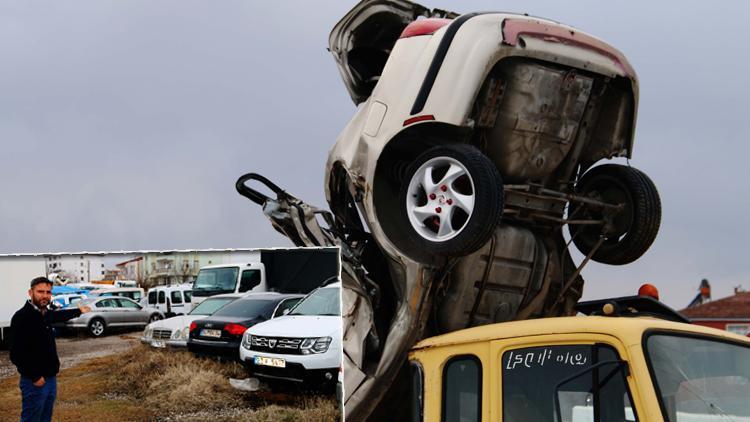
[242,333,252,350]
[300,337,332,355]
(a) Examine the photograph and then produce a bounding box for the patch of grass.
[0,345,340,421]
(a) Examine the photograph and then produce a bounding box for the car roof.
[87,296,137,303]
[236,292,304,301]
[199,262,258,269]
[201,293,245,300]
[411,315,750,351]
[90,287,143,293]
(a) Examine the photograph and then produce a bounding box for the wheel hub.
[406,157,476,242]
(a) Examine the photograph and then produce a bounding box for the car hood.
[247,315,342,338]
[328,0,456,104]
[149,315,206,331]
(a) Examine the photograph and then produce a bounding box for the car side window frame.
[410,360,425,422]
[274,298,301,317]
[442,354,482,422]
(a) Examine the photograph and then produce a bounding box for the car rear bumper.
[141,337,187,348]
[187,338,241,359]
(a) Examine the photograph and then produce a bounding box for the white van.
[191,263,266,305]
[146,284,193,316]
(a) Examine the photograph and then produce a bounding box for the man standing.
[9,277,91,422]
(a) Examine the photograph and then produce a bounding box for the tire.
[399,144,504,260]
[88,318,106,337]
[149,314,162,323]
[569,164,661,265]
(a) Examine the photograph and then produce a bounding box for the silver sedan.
[59,297,163,337]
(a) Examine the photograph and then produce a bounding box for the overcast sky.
[1,1,748,309]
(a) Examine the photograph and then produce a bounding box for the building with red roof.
[680,289,750,336]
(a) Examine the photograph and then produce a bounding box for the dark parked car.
[187,292,303,360]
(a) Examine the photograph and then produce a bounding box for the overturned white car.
[237,0,660,419]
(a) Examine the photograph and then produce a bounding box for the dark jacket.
[9,301,81,382]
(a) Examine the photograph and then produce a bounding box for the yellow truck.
[408,295,750,422]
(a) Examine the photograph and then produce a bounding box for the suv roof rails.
[575,295,690,324]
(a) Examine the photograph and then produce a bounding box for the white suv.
[239,282,342,389]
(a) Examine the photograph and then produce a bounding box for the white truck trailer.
[0,256,48,347]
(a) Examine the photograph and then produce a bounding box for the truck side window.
[148,291,157,305]
[158,291,165,304]
[171,291,182,304]
[238,270,261,293]
[442,355,481,422]
[410,361,424,422]
[502,344,636,422]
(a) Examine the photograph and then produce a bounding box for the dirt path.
[0,332,139,380]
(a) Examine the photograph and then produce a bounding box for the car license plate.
[201,329,222,338]
[151,340,166,348]
[254,356,286,368]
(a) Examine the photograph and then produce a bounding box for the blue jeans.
[19,376,56,422]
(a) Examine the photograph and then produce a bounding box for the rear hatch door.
[329,0,457,104]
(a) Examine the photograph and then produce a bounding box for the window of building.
[727,324,750,336]
[442,356,481,422]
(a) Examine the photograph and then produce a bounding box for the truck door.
[492,337,640,422]
[238,269,262,293]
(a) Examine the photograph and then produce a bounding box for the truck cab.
[408,296,750,422]
[190,262,266,305]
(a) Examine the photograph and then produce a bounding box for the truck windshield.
[288,286,341,316]
[192,267,239,296]
[646,333,750,421]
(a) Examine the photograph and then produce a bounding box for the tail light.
[399,18,452,39]
[224,323,247,336]
[189,322,197,332]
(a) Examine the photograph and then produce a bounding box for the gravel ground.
[0,332,140,380]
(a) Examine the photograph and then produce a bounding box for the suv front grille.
[250,336,303,355]
[153,329,172,340]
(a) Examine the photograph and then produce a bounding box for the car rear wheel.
[569,164,661,265]
[149,314,162,323]
[399,144,504,261]
[88,318,106,337]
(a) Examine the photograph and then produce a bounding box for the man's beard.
[32,297,49,308]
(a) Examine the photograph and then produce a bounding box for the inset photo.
[0,248,342,421]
